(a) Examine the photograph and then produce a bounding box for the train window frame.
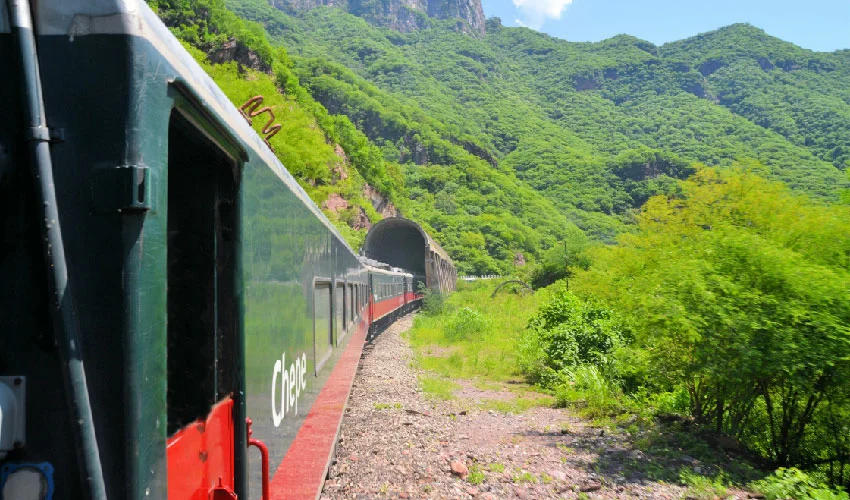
[334,280,346,347]
[313,278,333,374]
[348,283,355,326]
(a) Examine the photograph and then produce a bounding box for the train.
[0,0,455,499]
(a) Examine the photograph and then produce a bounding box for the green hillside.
[226,1,847,239]
[150,0,849,273]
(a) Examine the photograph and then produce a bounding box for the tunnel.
[362,218,456,293]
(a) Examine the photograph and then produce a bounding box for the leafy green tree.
[575,168,850,471]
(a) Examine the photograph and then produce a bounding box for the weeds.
[478,394,553,413]
[373,402,402,410]
[408,281,544,382]
[751,468,850,500]
[467,464,485,485]
[513,471,537,483]
[680,470,728,500]
[419,375,459,400]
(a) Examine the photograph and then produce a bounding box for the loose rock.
[450,461,469,478]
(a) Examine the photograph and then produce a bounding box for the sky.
[481,0,850,52]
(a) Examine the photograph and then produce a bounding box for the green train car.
[0,0,454,498]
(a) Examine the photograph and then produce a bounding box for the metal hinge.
[90,165,151,213]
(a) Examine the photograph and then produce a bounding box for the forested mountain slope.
[228,0,848,237]
[150,0,583,275]
[151,0,849,274]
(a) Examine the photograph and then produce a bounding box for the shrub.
[752,468,849,500]
[445,307,490,341]
[521,285,629,385]
[554,364,623,414]
[419,283,446,316]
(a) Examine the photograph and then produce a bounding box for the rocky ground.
[321,314,755,499]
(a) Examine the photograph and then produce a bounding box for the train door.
[164,109,244,498]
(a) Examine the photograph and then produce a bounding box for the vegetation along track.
[321,312,755,499]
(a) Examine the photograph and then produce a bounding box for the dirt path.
[321,314,751,499]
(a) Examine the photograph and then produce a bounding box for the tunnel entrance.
[362,218,456,294]
[362,218,427,276]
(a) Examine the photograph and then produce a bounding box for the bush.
[419,283,446,316]
[521,285,629,385]
[554,365,624,413]
[444,307,490,341]
[752,468,849,500]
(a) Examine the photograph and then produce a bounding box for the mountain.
[149,0,850,274]
[268,0,485,34]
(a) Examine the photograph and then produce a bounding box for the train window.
[166,110,239,436]
[314,282,332,373]
[336,283,346,343]
[348,284,355,324]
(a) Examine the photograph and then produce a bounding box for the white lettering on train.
[271,352,309,427]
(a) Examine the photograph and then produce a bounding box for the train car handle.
[246,418,270,500]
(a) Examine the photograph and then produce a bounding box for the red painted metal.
[371,295,405,320]
[269,318,369,499]
[247,418,270,500]
[167,398,235,500]
[208,478,238,499]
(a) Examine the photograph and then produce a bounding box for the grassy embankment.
[405,280,552,412]
[405,279,850,500]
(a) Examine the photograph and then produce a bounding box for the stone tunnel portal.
[362,218,427,277]
[362,218,456,293]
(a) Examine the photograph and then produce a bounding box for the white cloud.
[512,0,573,30]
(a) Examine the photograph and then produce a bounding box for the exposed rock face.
[331,144,350,184]
[351,208,372,230]
[362,183,400,218]
[350,0,431,32]
[399,136,429,165]
[426,0,484,35]
[322,193,373,230]
[272,0,486,35]
[322,193,350,212]
[513,252,526,267]
[270,0,347,11]
[208,38,272,74]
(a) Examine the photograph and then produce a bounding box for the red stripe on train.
[269,316,369,500]
[372,295,405,320]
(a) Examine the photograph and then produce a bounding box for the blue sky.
[481,0,850,52]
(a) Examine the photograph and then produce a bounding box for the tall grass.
[407,280,546,382]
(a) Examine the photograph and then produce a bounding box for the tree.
[575,168,850,471]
